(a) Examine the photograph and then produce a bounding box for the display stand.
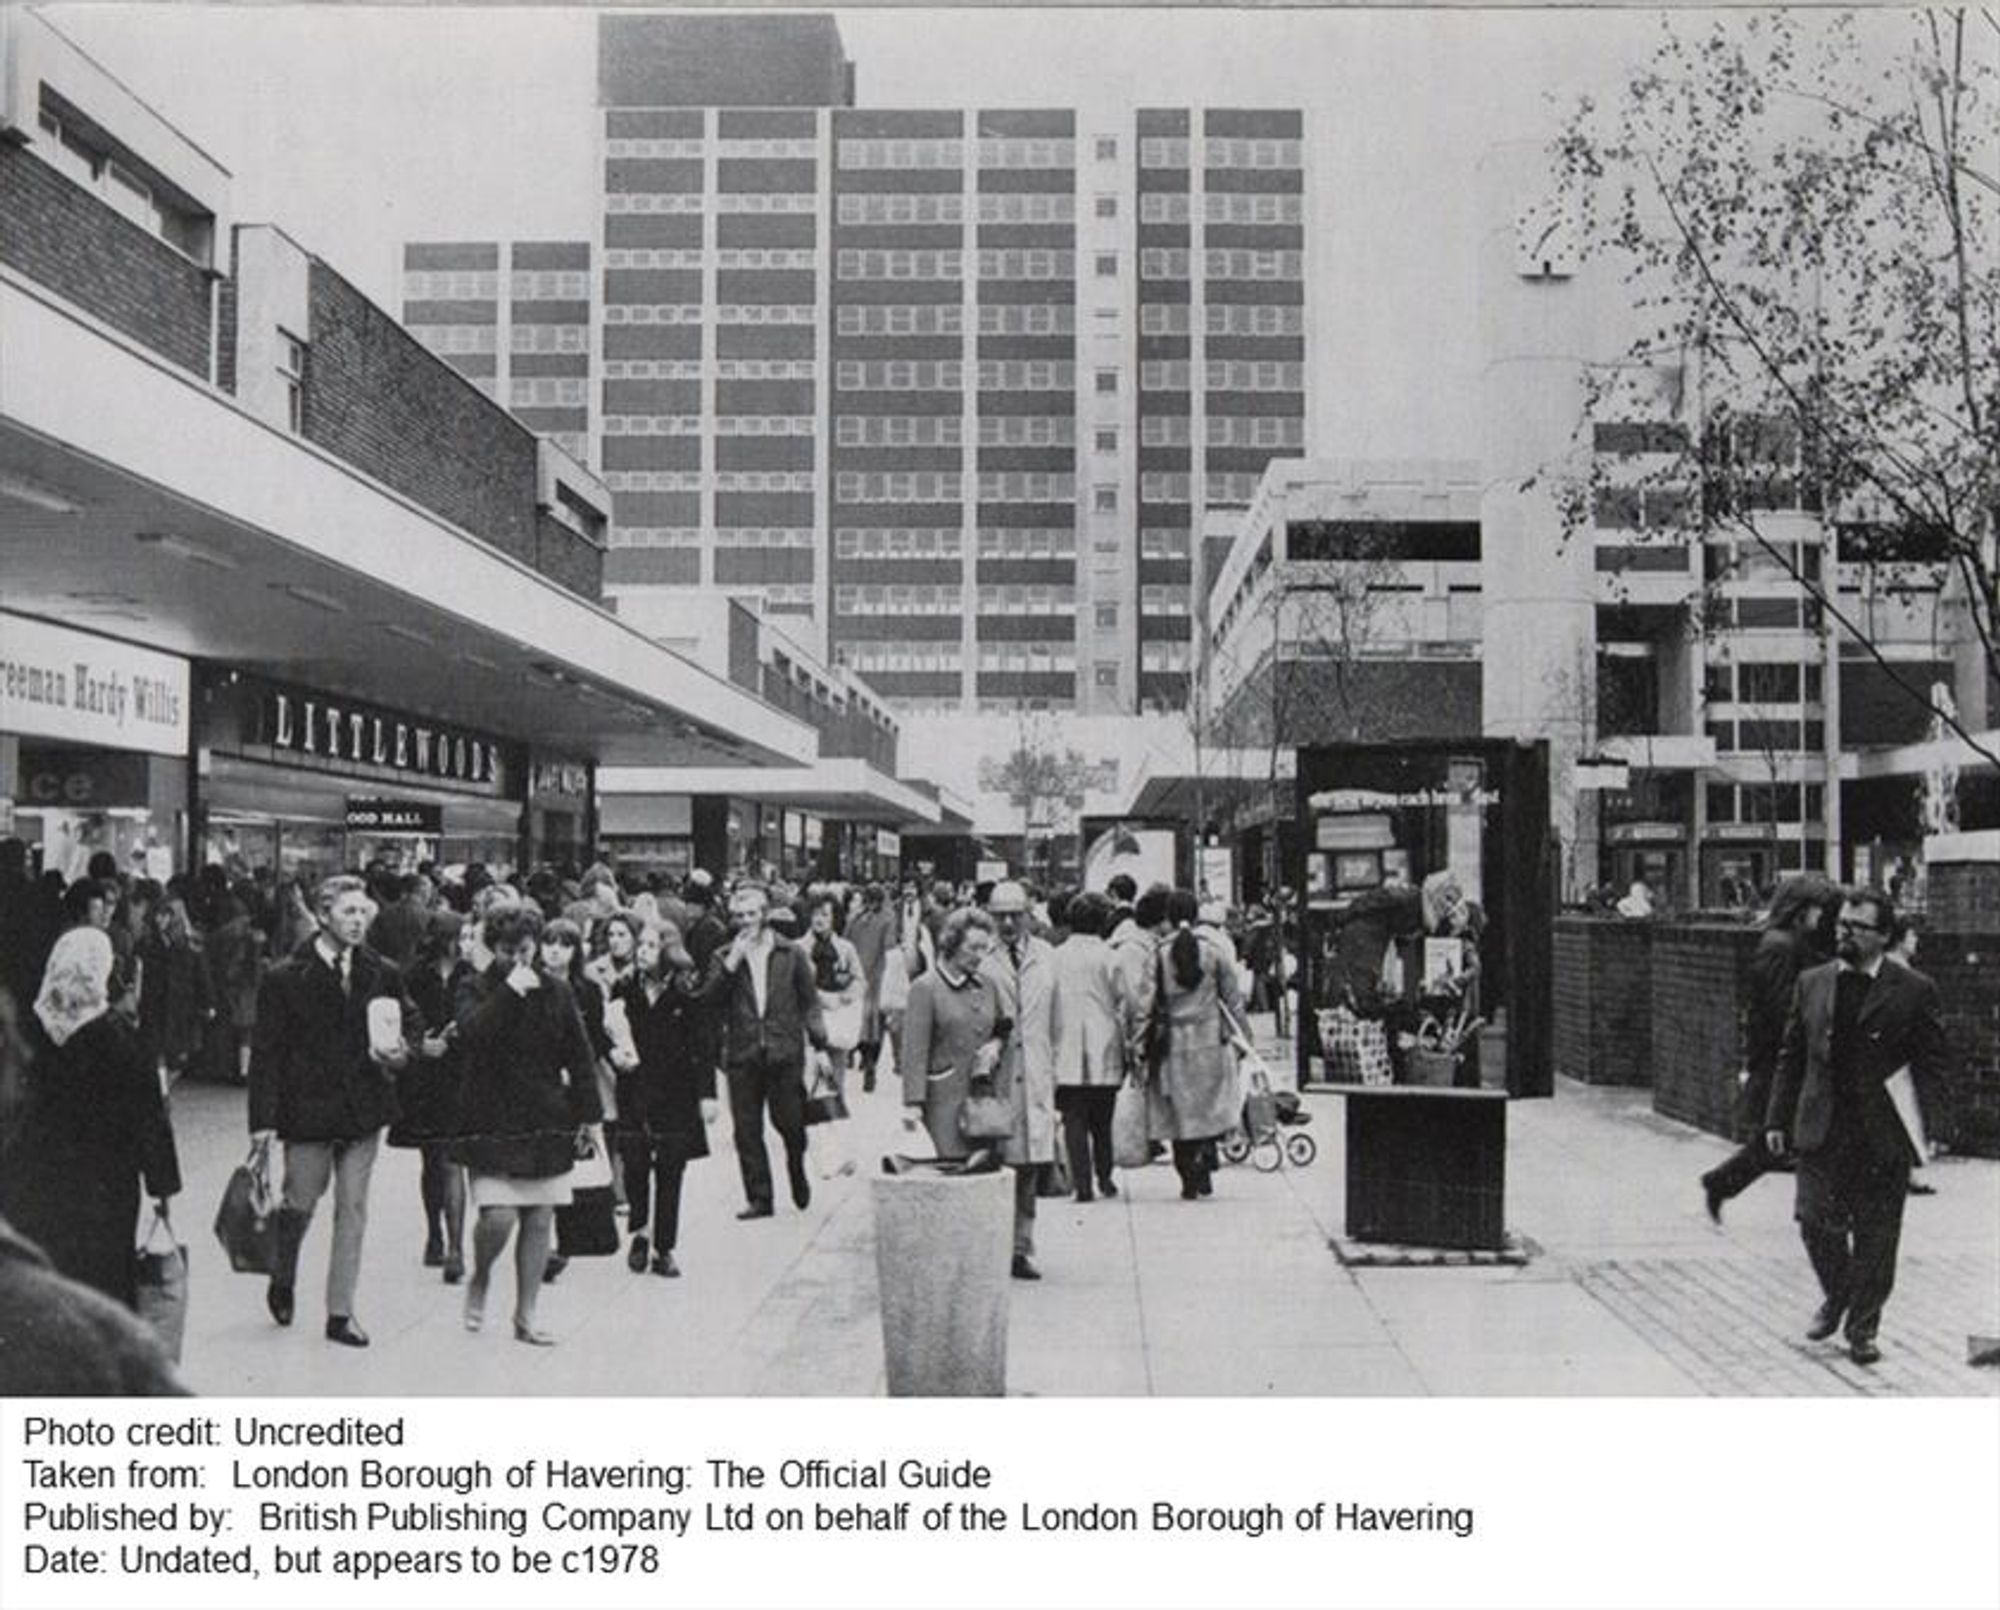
[1337,1086,1507,1251]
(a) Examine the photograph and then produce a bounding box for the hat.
[988,880,1031,915]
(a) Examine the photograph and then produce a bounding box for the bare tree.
[1552,9,1999,771]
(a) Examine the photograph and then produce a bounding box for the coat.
[1049,934,1129,1088]
[845,905,896,1041]
[614,970,715,1159]
[1133,929,1245,1140]
[249,941,416,1142]
[0,1216,189,1396]
[204,912,263,1032]
[899,966,1007,1162]
[1768,959,1948,1165]
[452,967,603,1178]
[387,960,478,1147]
[138,933,212,1069]
[699,936,827,1077]
[979,935,1059,1166]
[1737,925,1818,1136]
[0,1013,181,1309]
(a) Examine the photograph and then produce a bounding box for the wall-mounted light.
[268,581,349,614]
[0,471,86,515]
[135,531,237,571]
[374,621,431,646]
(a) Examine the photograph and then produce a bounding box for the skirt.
[470,1167,575,1210]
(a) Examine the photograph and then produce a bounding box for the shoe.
[651,1251,679,1278]
[1198,1171,1214,1198]
[542,1254,567,1285]
[1180,1183,1201,1201]
[1848,1336,1882,1366]
[1099,1180,1118,1199]
[463,1289,486,1333]
[1805,1302,1845,1343]
[324,1316,370,1348]
[266,1280,295,1327]
[1907,1179,1936,1196]
[513,1320,557,1347]
[1702,1177,1725,1225]
[422,1240,445,1269]
[441,1253,465,1285]
[790,1173,812,1211]
[736,1204,774,1221]
[627,1233,650,1273]
[1010,1254,1041,1281]
[1073,1189,1095,1204]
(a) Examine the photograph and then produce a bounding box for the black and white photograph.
[1,0,1997,1414]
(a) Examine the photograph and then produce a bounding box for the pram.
[1217,1017,1317,1173]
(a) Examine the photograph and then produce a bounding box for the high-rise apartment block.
[404,14,1306,715]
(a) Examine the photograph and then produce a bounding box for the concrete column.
[1477,141,1598,900]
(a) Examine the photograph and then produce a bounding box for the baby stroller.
[1218,1019,1317,1173]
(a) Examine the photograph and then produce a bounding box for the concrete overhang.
[599,758,943,827]
[0,269,815,768]
[1852,730,2000,781]
[1598,735,1719,771]
[1113,748,1297,820]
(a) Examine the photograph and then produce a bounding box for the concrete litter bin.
[872,1168,1012,1397]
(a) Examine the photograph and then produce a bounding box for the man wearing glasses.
[1766,889,1947,1366]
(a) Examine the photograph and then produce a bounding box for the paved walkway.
[160,1025,2000,1398]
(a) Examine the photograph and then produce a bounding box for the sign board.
[240,673,511,794]
[345,797,443,834]
[1197,845,1234,904]
[976,858,1009,882]
[1574,757,1632,792]
[876,829,901,859]
[0,612,189,757]
[17,747,151,808]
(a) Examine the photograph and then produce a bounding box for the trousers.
[622,1135,690,1251]
[727,1056,807,1210]
[1056,1086,1118,1196]
[1796,1121,1910,1344]
[280,1131,381,1317]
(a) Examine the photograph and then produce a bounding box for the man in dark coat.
[365,873,431,970]
[1766,888,1948,1366]
[1702,875,1833,1220]
[699,884,830,1219]
[249,874,415,1348]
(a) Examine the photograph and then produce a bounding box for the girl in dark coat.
[203,891,263,1085]
[0,928,181,1308]
[137,897,212,1084]
[388,912,471,1282]
[452,905,602,1345]
[609,921,716,1278]
[535,917,614,1285]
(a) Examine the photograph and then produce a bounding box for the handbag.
[213,1138,278,1274]
[1037,1147,1072,1199]
[133,1205,189,1363]
[804,1062,849,1126]
[1112,1079,1152,1170]
[958,1073,1014,1142]
[556,1185,619,1257]
[878,946,911,1014]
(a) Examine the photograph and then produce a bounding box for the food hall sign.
[251,681,509,793]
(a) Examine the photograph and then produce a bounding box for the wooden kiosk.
[1293,741,1553,1251]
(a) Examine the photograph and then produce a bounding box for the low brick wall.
[1642,919,1998,1158]
[1553,917,1654,1086]
[1649,922,1759,1138]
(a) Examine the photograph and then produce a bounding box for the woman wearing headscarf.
[0,928,181,1306]
[608,921,716,1278]
[452,904,602,1345]
[1132,888,1245,1200]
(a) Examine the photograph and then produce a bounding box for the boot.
[267,1206,310,1327]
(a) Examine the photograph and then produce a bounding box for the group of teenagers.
[231,865,1266,1350]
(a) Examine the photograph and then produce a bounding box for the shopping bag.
[1112,1080,1152,1169]
[134,1206,189,1363]
[213,1139,278,1274]
[822,997,864,1053]
[957,1074,1013,1142]
[878,947,911,1014]
[570,1125,614,1190]
[804,1063,849,1127]
[556,1186,619,1257]
[1037,1144,1072,1199]
[1318,1007,1393,1086]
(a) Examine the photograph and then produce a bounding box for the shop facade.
[2,612,193,881]
[195,668,526,886]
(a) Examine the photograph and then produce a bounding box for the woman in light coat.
[1132,888,1245,1199]
[1049,891,1128,1202]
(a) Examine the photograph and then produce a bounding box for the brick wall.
[1643,918,1998,1158]
[533,511,604,603]
[303,262,539,569]
[1553,918,1653,1086]
[0,143,212,379]
[1649,921,1760,1137]
[1929,859,2000,933]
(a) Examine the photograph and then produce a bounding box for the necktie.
[338,951,352,997]
[1008,940,1023,976]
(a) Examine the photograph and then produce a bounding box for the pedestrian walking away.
[1765,889,1948,1366]
[978,881,1060,1280]
[248,874,418,1349]
[1048,891,1129,1203]
[1702,875,1834,1222]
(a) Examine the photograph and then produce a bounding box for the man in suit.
[979,881,1059,1280]
[704,884,831,1219]
[249,875,414,1348]
[1766,888,1947,1366]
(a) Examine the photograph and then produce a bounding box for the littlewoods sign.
[0,613,189,758]
[253,682,508,790]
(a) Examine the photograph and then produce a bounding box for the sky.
[39,4,1804,458]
